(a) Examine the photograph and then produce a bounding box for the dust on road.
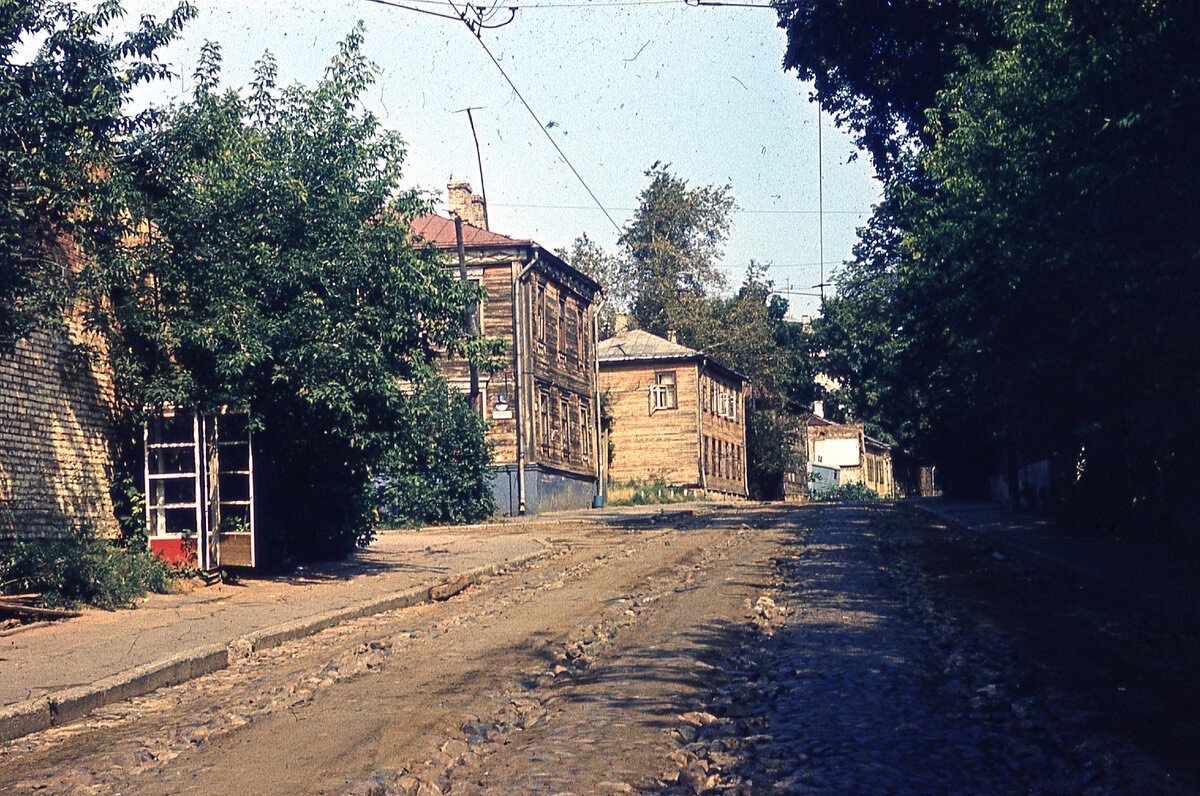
[0,504,1182,794]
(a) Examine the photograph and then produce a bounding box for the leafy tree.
[0,0,194,346]
[776,0,1003,176]
[376,377,494,527]
[617,162,733,336]
[105,31,489,560]
[811,1,1200,529]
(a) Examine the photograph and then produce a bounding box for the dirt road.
[0,504,1185,794]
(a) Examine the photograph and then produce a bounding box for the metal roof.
[410,213,531,249]
[598,329,750,383]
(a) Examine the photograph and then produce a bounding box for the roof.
[598,329,700,361]
[410,213,530,249]
[409,213,602,297]
[598,329,750,384]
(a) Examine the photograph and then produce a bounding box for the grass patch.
[608,478,702,507]
[1,536,174,610]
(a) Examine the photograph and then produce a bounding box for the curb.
[0,544,550,743]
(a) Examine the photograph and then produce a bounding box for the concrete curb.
[0,544,550,743]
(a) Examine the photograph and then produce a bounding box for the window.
[561,396,572,458]
[534,284,547,346]
[650,371,677,411]
[557,294,567,357]
[537,386,551,451]
[580,401,592,464]
[576,305,587,364]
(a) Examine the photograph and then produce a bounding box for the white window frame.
[649,371,678,412]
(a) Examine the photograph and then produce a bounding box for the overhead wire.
[468,31,624,233]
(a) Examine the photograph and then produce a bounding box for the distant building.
[598,329,750,498]
[801,415,896,498]
[410,183,603,515]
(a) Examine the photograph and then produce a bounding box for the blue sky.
[122,0,881,318]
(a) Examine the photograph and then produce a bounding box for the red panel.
[150,537,197,567]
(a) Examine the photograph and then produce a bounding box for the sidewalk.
[906,497,1200,627]
[0,528,547,740]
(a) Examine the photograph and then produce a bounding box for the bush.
[375,377,495,527]
[813,481,882,503]
[0,536,173,609]
[608,478,699,507]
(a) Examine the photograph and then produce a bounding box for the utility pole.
[455,106,489,230]
[454,215,481,413]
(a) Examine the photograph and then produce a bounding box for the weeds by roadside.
[0,536,175,610]
[608,478,703,507]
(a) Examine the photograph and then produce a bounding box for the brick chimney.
[613,313,630,335]
[666,330,678,344]
[447,180,487,230]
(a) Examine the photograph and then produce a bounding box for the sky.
[120,0,881,318]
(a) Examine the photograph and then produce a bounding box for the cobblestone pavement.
[0,504,1186,794]
[666,504,1183,794]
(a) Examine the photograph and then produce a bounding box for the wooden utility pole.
[454,215,481,413]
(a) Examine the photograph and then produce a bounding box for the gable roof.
[598,329,750,384]
[598,329,700,361]
[410,213,530,249]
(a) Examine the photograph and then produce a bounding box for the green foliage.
[808,1,1200,526]
[0,0,193,347]
[776,0,1003,176]
[617,162,733,337]
[607,478,697,507]
[0,535,172,609]
[375,377,495,527]
[812,481,880,503]
[95,30,487,561]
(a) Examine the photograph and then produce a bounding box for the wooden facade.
[599,330,750,498]
[410,209,602,515]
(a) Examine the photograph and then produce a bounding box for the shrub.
[608,478,699,507]
[813,481,882,503]
[375,377,495,527]
[0,536,173,610]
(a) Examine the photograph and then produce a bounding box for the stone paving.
[664,504,1180,794]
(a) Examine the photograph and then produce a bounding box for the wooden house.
[598,329,750,498]
[801,414,896,498]
[409,183,603,515]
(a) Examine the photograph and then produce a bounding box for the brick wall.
[0,289,121,540]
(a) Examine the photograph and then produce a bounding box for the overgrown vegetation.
[2,3,498,566]
[375,377,495,527]
[607,478,699,507]
[0,536,172,609]
[781,1,1200,534]
[812,482,880,504]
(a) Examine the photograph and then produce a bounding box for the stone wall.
[0,304,121,540]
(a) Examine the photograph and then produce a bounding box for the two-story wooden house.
[410,183,603,515]
[598,329,750,498]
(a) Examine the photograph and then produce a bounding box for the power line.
[470,36,623,233]
[490,201,866,215]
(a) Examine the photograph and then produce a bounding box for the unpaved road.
[0,504,1187,794]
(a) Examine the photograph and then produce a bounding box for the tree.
[775,0,1003,176]
[0,0,194,346]
[617,162,733,336]
[105,31,489,560]
[812,1,1200,528]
